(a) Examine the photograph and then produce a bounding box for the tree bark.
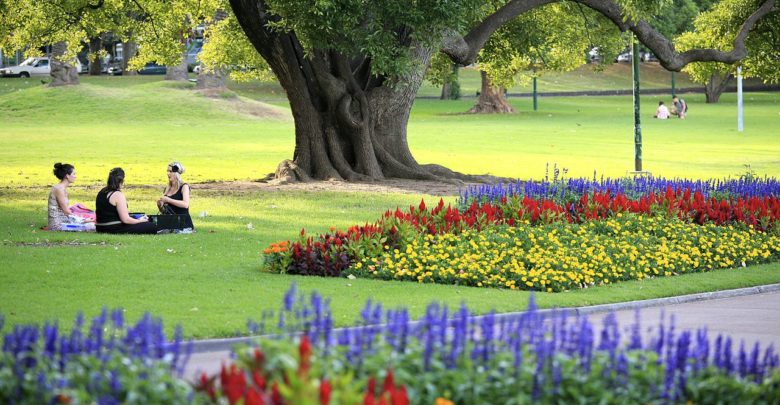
[469,71,514,113]
[49,42,80,87]
[88,37,103,76]
[196,66,227,89]
[122,40,138,76]
[165,48,189,81]
[704,72,733,103]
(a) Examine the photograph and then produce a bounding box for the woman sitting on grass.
[156,161,194,230]
[48,163,95,232]
[95,167,156,234]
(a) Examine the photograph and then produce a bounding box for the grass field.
[1,66,779,338]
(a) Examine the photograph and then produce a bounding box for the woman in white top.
[655,101,670,120]
[48,163,76,230]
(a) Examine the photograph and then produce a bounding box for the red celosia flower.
[252,370,266,390]
[271,382,283,405]
[319,379,332,405]
[299,335,313,374]
[245,387,266,405]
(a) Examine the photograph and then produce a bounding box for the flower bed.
[262,176,780,291]
[350,217,780,291]
[4,285,780,403]
[0,309,193,403]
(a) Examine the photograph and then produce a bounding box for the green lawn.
[1,70,779,338]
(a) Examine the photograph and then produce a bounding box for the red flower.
[319,379,332,405]
[246,387,266,405]
[299,335,313,374]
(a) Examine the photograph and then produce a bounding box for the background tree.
[471,3,624,114]
[678,0,779,103]
[0,0,129,86]
[425,54,461,100]
[649,0,700,39]
[127,0,219,81]
[196,5,274,90]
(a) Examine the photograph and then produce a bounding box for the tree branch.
[442,0,776,71]
[577,0,776,71]
[441,0,556,65]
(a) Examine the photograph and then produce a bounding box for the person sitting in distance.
[157,161,194,230]
[672,95,687,119]
[95,167,157,234]
[654,101,670,120]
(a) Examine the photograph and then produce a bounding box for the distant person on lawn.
[654,101,670,119]
[157,161,194,230]
[672,96,687,119]
[48,163,95,231]
[95,167,157,234]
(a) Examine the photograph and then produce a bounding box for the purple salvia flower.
[738,341,747,378]
[628,308,642,351]
[723,337,734,375]
[714,334,723,369]
[283,282,297,312]
[749,342,760,381]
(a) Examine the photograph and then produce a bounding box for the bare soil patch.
[11,241,116,247]
[191,178,509,197]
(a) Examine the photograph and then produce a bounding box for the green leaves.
[264,0,481,78]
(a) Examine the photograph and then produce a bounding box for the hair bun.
[54,163,62,169]
[170,162,185,174]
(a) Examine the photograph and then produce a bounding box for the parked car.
[0,57,51,77]
[641,51,658,62]
[0,57,82,77]
[137,63,166,75]
[615,52,632,63]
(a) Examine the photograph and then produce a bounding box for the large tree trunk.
[88,37,103,76]
[439,64,460,100]
[49,42,80,87]
[230,0,456,182]
[122,40,138,76]
[468,70,514,114]
[196,66,227,89]
[165,47,189,81]
[704,71,733,103]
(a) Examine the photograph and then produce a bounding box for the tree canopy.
[678,0,780,92]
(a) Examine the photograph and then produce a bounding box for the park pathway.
[183,285,780,380]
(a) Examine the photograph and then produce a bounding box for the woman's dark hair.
[105,167,125,191]
[53,163,74,180]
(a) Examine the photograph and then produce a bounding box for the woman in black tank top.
[157,161,194,229]
[95,168,157,234]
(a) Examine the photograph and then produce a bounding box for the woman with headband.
[157,161,194,230]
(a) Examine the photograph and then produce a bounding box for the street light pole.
[632,38,642,172]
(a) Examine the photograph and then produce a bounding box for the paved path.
[184,286,780,380]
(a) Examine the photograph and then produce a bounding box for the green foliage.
[649,0,700,38]
[264,0,481,78]
[479,3,623,88]
[0,0,131,62]
[128,0,219,70]
[424,55,460,99]
[197,10,274,82]
[678,0,780,84]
